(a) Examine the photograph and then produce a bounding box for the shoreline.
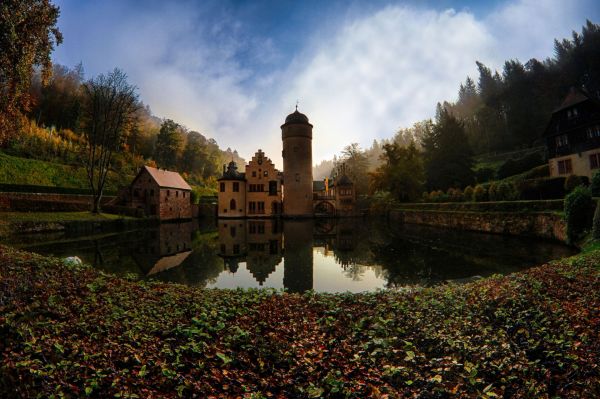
[0,239,598,397]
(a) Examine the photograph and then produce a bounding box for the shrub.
[421,191,430,202]
[516,177,567,200]
[473,184,487,202]
[564,174,584,193]
[497,152,545,179]
[447,188,463,202]
[488,182,498,201]
[593,201,600,240]
[591,170,600,197]
[564,185,594,244]
[497,182,519,201]
[369,191,398,213]
[463,186,474,202]
[474,167,495,183]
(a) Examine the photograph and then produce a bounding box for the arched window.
[230,199,236,210]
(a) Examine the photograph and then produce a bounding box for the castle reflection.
[8,217,576,293]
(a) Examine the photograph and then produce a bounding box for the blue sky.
[53,0,599,166]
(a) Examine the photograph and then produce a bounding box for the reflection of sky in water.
[207,261,285,290]
[4,219,577,293]
[312,248,386,293]
[207,247,387,293]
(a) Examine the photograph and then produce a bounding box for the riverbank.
[0,211,158,238]
[1,242,598,397]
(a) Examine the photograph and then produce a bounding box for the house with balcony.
[544,87,600,178]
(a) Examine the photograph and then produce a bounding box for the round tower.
[281,108,313,217]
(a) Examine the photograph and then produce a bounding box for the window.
[183,191,185,198]
[233,182,239,192]
[258,169,262,179]
[167,190,170,197]
[133,189,140,198]
[269,181,277,196]
[220,182,225,192]
[556,135,568,147]
[176,191,179,197]
[557,159,573,175]
[233,244,240,254]
[230,199,236,210]
[248,201,256,214]
[258,202,265,214]
[264,170,268,177]
[590,153,600,170]
[252,171,257,177]
[230,226,236,237]
[150,189,154,197]
[587,125,600,139]
[567,108,579,119]
[220,244,226,253]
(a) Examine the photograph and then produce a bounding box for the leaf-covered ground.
[1,245,599,398]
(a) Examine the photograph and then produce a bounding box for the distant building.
[218,109,356,218]
[544,87,600,178]
[125,165,192,220]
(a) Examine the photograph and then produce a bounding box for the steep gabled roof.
[336,175,353,186]
[143,166,192,190]
[554,87,590,112]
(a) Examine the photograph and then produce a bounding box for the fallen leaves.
[0,245,599,397]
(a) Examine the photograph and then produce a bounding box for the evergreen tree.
[422,105,474,190]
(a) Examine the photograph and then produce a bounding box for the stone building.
[282,109,313,217]
[218,150,283,218]
[544,87,600,178]
[125,166,192,220]
[218,109,356,218]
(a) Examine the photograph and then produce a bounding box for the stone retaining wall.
[389,209,567,242]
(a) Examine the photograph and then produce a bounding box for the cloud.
[53,0,594,168]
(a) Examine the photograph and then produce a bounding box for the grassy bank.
[1,245,599,398]
[0,151,130,191]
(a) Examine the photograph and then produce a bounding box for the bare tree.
[81,68,138,213]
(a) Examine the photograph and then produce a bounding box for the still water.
[3,218,576,293]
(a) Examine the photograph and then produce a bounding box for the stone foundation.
[389,210,567,243]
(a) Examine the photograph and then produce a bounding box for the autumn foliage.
[1,245,599,397]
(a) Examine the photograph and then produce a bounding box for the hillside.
[0,152,131,192]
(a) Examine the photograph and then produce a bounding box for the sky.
[52,0,599,168]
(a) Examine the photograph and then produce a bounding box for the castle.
[218,109,355,218]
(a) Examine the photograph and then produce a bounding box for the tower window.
[233,182,239,192]
[220,182,225,192]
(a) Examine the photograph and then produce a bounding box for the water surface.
[3,218,576,293]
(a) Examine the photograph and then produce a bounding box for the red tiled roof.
[143,166,192,190]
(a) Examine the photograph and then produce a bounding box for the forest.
[323,21,600,203]
[0,0,244,197]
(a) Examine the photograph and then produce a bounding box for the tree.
[155,119,183,169]
[0,0,62,144]
[81,68,138,213]
[370,141,424,202]
[181,131,208,176]
[422,105,474,190]
[338,143,370,195]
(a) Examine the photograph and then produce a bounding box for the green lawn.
[0,151,130,191]
[0,241,598,397]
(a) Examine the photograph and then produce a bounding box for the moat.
[2,218,576,293]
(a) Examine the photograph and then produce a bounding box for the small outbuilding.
[126,166,193,220]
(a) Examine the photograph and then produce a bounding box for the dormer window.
[556,135,568,147]
[567,108,579,119]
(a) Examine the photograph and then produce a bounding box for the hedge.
[396,199,565,213]
[0,183,118,196]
